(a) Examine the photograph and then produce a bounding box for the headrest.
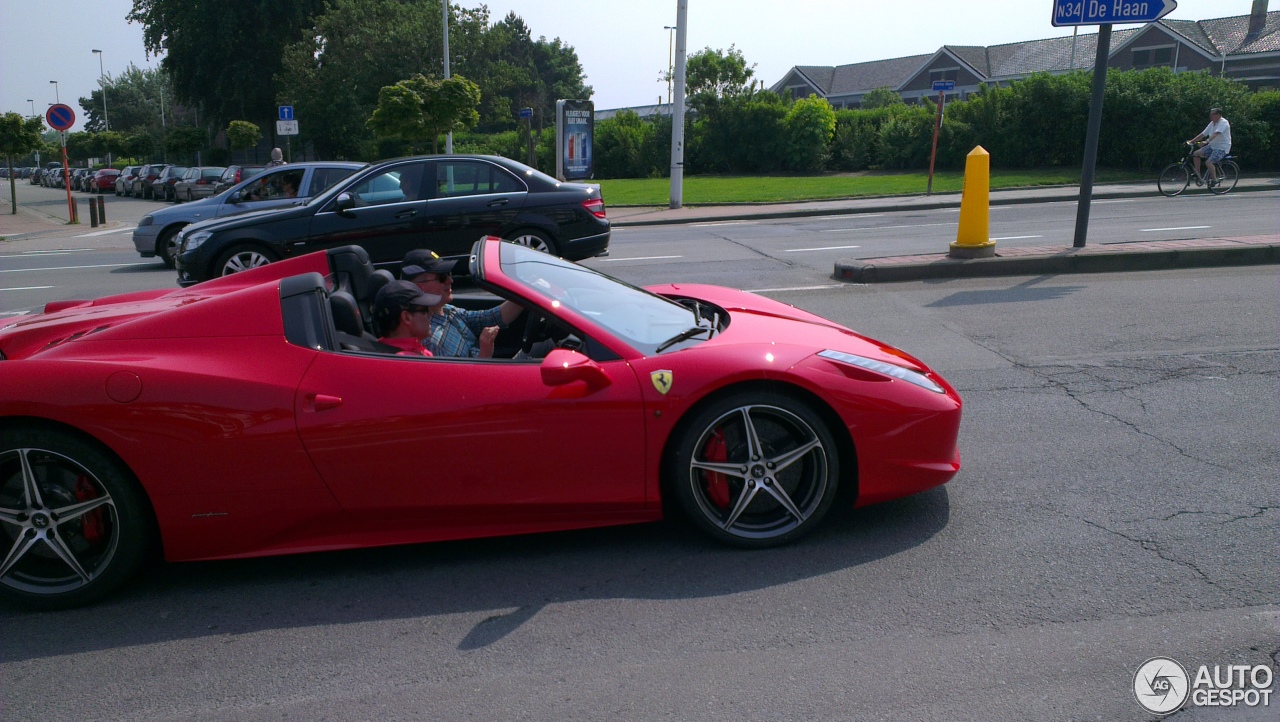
[329,291,363,337]
[365,269,395,303]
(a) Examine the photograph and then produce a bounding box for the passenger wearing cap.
[372,280,442,357]
[401,249,523,359]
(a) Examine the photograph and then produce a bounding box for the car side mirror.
[334,192,355,214]
[228,190,242,203]
[541,349,610,389]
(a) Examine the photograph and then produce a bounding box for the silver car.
[133,162,364,267]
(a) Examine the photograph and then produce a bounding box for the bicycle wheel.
[1157,163,1190,197]
[1209,161,1239,195]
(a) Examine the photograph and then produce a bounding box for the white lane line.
[990,235,1044,241]
[598,255,683,262]
[74,225,136,237]
[1093,199,1135,204]
[803,214,884,221]
[691,220,757,227]
[0,262,153,273]
[0,286,54,291]
[822,222,956,232]
[0,311,30,316]
[747,284,843,292]
[783,245,861,252]
[26,248,93,254]
[1140,225,1211,232]
[0,252,73,259]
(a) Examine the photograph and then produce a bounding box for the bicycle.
[1158,141,1239,197]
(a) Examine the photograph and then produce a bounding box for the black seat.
[329,290,396,354]
[362,269,395,332]
[328,245,374,301]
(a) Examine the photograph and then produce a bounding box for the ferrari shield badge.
[650,370,674,395]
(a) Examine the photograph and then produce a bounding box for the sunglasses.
[406,306,432,315]
[415,273,452,284]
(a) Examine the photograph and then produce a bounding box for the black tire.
[0,428,154,609]
[1209,161,1239,195]
[1157,163,1190,197]
[215,244,279,277]
[668,391,840,548]
[156,225,185,269]
[505,229,558,256]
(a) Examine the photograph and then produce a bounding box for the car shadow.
[109,262,173,274]
[0,488,949,662]
[925,275,1084,307]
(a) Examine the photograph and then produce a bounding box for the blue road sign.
[45,104,75,131]
[278,105,294,121]
[932,80,956,92]
[519,107,534,119]
[1052,0,1176,27]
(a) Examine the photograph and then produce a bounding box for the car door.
[304,161,429,264]
[293,351,648,529]
[421,159,528,255]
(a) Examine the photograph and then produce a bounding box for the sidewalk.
[0,192,127,240]
[607,177,1280,227]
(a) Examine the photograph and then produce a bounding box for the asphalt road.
[0,186,1277,721]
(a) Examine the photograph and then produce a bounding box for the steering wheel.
[521,311,575,355]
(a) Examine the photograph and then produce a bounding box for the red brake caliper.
[74,475,105,544]
[702,429,731,509]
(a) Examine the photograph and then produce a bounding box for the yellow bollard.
[949,146,996,259]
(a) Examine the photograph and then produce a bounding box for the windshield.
[498,243,705,355]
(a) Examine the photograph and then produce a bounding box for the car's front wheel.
[669,392,840,548]
[157,226,185,269]
[0,428,154,609]
[216,244,279,276]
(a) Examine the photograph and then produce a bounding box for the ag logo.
[1134,657,1190,715]
[650,370,673,395]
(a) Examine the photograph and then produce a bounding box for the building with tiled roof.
[770,1,1279,108]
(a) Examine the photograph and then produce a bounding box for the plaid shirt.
[425,304,504,358]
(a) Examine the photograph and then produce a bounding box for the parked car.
[130,164,168,199]
[134,162,363,267]
[151,165,188,201]
[28,168,43,185]
[172,166,227,202]
[90,168,121,193]
[115,166,140,196]
[213,165,266,194]
[175,155,611,284]
[76,169,95,192]
[0,236,962,608]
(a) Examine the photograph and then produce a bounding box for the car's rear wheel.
[506,229,557,255]
[216,244,278,276]
[0,428,153,609]
[669,392,839,548]
[157,225,185,269]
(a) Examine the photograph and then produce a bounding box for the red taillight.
[196,179,210,185]
[234,169,242,183]
[582,197,606,219]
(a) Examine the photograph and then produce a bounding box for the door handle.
[487,199,509,207]
[304,393,344,412]
[395,209,418,219]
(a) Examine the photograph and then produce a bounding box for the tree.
[0,113,45,214]
[860,87,904,109]
[226,121,262,153]
[684,45,756,100]
[367,74,482,154]
[165,127,206,163]
[783,95,837,172]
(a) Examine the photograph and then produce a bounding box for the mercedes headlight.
[818,349,944,393]
[182,230,212,252]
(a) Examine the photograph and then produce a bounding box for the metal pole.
[669,0,688,209]
[94,50,111,167]
[442,0,453,154]
[1073,23,1111,249]
[61,134,75,222]
[664,26,675,104]
[50,80,59,104]
[926,90,944,195]
[1069,26,1078,70]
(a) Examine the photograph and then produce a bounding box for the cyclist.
[1186,108,1231,187]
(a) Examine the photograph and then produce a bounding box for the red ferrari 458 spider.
[0,238,962,608]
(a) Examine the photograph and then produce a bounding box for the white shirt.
[1201,118,1231,151]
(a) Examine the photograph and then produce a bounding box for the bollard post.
[97,195,106,222]
[948,146,996,259]
[71,198,79,224]
[89,197,99,227]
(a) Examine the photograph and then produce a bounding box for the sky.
[0,0,1248,133]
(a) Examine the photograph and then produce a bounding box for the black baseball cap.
[373,280,442,322]
[401,249,457,279]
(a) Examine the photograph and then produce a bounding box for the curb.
[833,244,1280,283]
[610,182,1279,227]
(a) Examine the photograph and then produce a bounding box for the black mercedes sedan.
[174,155,610,285]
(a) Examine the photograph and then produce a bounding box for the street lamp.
[92,50,110,132]
[664,26,676,105]
[27,99,35,118]
[49,80,59,104]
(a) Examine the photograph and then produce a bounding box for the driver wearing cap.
[372,280,442,356]
[401,249,523,358]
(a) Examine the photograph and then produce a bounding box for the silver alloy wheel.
[0,448,120,595]
[688,404,828,540]
[221,250,272,275]
[510,232,552,253]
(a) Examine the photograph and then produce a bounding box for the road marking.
[0,252,73,259]
[0,311,29,316]
[74,225,136,237]
[25,248,93,254]
[990,235,1044,241]
[0,286,54,291]
[691,221,756,227]
[598,255,683,262]
[822,222,956,232]
[1093,199,1135,204]
[783,245,861,252]
[804,214,884,221]
[746,284,843,292]
[0,262,153,273]
[1140,225,1211,232]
